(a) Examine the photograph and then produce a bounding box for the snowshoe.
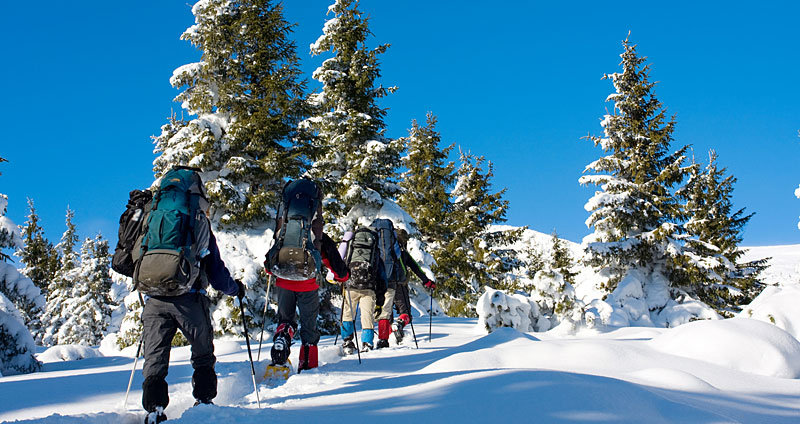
[376,339,390,349]
[193,399,213,407]
[144,407,167,424]
[263,359,293,385]
[360,342,373,352]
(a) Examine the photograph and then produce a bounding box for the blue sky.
[1,1,798,251]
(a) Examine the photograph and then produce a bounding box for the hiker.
[389,228,436,344]
[264,179,349,372]
[370,219,405,349]
[340,224,388,353]
[131,167,245,423]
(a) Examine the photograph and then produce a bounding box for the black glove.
[236,279,246,301]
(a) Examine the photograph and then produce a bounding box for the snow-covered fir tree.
[53,235,115,346]
[675,150,766,316]
[0,156,41,375]
[158,0,311,226]
[41,208,80,346]
[434,151,521,316]
[550,231,577,285]
[0,157,18,264]
[397,112,455,245]
[304,0,403,223]
[135,0,313,341]
[579,37,714,327]
[17,199,60,298]
[579,37,687,289]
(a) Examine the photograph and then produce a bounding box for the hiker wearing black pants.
[130,168,245,424]
[141,232,244,420]
[269,233,349,370]
[391,229,436,343]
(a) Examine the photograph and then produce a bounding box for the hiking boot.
[342,339,356,355]
[360,342,373,352]
[376,339,390,349]
[144,407,167,424]
[271,323,295,365]
[193,399,213,407]
[392,318,406,342]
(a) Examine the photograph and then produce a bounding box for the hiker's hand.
[424,280,436,290]
[236,280,246,300]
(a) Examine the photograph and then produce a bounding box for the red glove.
[424,280,436,290]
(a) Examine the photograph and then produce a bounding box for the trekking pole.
[123,292,147,410]
[334,282,346,346]
[429,290,434,343]
[238,298,261,409]
[257,275,275,361]
[404,287,419,349]
[346,289,362,365]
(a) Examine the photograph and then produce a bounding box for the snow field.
[3,314,800,423]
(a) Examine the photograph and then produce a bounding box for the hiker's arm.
[321,233,349,282]
[402,250,431,284]
[202,232,238,296]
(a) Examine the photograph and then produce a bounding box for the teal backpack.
[134,167,209,296]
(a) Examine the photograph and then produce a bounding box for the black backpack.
[345,227,381,290]
[134,167,210,296]
[111,189,153,278]
[265,179,323,281]
[370,218,405,283]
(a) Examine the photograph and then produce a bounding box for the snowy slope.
[3,312,800,423]
[2,242,800,423]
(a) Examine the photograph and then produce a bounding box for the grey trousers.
[275,286,320,345]
[141,293,216,410]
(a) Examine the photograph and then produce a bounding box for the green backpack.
[134,167,209,296]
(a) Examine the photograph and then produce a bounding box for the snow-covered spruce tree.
[397,112,456,245]
[0,156,18,264]
[17,199,60,299]
[145,0,312,339]
[303,0,404,331]
[434,151,522,316]
[304,0,402,223]
[0,292,40,375]
[0,168,46,343]
[53,235,114,346]
[158,0,311,224]
[675,150,766,316]
[41,208,80,346]
[579,37,709,327]
[0,157,41,374]
[550,231,577,285]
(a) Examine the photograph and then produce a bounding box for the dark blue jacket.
[199,232,238,296]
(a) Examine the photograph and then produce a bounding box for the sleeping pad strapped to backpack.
[370,218,405,283]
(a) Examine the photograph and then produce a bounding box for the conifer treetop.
[154,0,310,226]
[304,0,401,216]
[397,112,456,242]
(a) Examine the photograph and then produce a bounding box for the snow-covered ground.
[2,243,800,423]
[2,316,800,422]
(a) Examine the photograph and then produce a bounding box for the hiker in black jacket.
[138,171,245,423]
[390,229,435,343]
